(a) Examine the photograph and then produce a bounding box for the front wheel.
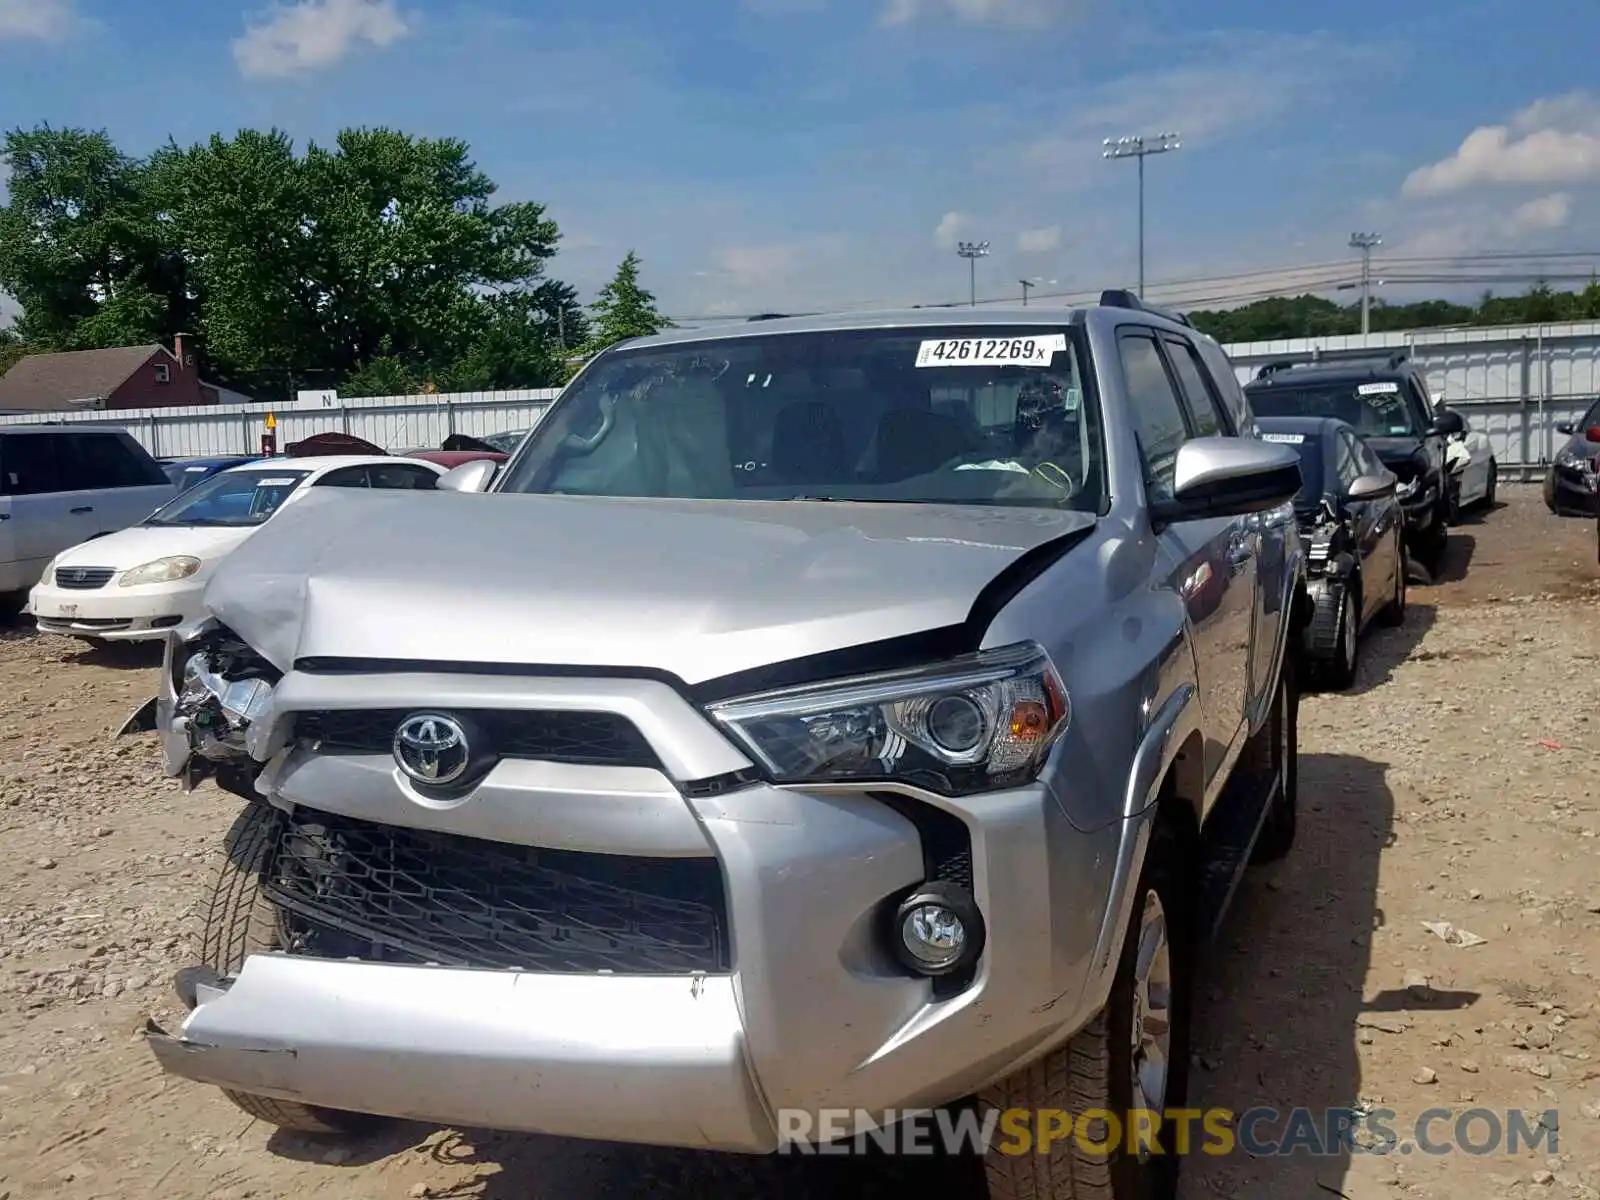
[1413,518,1447,575]
[1482,459,1498,509]
[1305,579,1358,691]
[198,804,385,1136]
[980,824,1193,1200]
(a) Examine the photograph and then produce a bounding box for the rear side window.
[0,434,66,496]
[60,432,168,489]
[313,467,371,488]
[369,464,440,489]
[1161,334,1231,436]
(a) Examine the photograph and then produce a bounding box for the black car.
[1544,396,1600,516]
[1245,353,1464,572]
[1258,415,1407,690]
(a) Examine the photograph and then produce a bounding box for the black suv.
[1244,352,1463,572]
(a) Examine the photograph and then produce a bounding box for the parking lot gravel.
[0,486,1596,1200]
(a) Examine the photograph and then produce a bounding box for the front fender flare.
[1075,680,1200,1017]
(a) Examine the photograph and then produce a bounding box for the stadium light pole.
[1349,232,1382,336]
[1102,132,1181,298]
[957,241,990,306]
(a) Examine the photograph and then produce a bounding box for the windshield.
[144,469,311,526]
[1260,431,1323,505]
[1247,380,1421,437]
[494,326,1105,512]
[482,431,525,453]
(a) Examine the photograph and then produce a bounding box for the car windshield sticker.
[184,465,209,473]
[915,333,1066,367]
[255,477,297,487]
[1357,382,1399,394]
[1261,432,1305,444]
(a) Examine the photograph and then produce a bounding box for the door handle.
[70,505,93,514]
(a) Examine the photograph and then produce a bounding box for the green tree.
[0,125,184,350]
[587,251,668,350]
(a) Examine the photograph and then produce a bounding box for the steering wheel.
[562,393,618,453]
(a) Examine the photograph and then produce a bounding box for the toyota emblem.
[392,713,470,785]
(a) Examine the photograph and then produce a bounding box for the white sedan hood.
[53,523,257,573]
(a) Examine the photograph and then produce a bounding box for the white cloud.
[1018,32,1389,191]
[234,0,411,79]
[1402,92,1600,196]
[881,0,1087,27]
[0,0,86,40]
[713,243,806,285]
[933,211,967,248]
[1507,192,1572,234]
[1017,226,1061,253]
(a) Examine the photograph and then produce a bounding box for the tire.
[1413,517,1446,575]
[1377,539,1407,628]
[1305,578,1358,691]
[980,823,1193,1200]
[1249,648,1299,865]
[1482,460,1497,509]
[199,803,384,1136]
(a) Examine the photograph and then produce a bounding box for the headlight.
[119,556,201,587]
[707,641,1069,795]
[1395,477,1420,499]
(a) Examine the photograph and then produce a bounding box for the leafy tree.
[587,251,668,350]
[0,125,184,350]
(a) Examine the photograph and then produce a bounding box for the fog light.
[891,881,985,977]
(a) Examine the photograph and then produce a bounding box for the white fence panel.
[0,389,561,458]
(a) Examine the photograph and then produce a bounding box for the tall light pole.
[1019,279,1034,306]
[1349,232,1382,336]
[1102,132,1180,298]
[957,241,990,307]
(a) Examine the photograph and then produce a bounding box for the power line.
[659,249,1600,324]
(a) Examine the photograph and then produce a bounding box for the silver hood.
[202,490,1095,684]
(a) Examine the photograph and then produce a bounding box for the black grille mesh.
[263,807,730,974]
[294,708,660,769]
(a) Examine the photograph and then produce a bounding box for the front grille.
[295,708,660,769]
[262,806,730,974]
[53,567,114,589]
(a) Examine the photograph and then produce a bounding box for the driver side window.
[1116,330,1191,502]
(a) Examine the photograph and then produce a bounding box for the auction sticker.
[1261,432,1305,444]
[1357,381,1399,395]
[915,333,1066,367]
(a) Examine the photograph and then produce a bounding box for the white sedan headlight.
[119,556,202,587]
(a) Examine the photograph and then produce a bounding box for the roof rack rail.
[1098,288,1193,328]
[746,313,790,322]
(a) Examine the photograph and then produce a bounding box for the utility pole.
[956,241,990,307]
[1019,279,1033,306]
[1349,232,1381,337]
[1103,132,1180,298]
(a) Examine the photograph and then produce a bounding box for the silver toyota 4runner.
[129,291,1307,1200]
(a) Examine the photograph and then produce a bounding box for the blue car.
[160,455,261,493]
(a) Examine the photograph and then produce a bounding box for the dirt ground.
[1,486,1597,1200]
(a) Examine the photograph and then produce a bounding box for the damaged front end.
[119,619,283,796]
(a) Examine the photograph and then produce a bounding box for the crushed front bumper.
[147,957,770,1150]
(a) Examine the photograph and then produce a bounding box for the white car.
[1445,413,1497,512]
[27,455,446,642]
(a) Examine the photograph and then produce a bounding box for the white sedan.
[27,455,446,642]
[1445,414,1498,512]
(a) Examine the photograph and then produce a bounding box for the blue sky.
[3,0,1599,322]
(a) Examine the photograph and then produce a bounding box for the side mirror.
[1556,422,1575,436]
[438,459,497,493]
[1151,437,1302,524]
[1347,472,1396,501]
[1430,408,1466,437]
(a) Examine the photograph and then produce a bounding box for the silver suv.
[133,294,1307,1200]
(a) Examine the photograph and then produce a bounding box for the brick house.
[0,335,241,414]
